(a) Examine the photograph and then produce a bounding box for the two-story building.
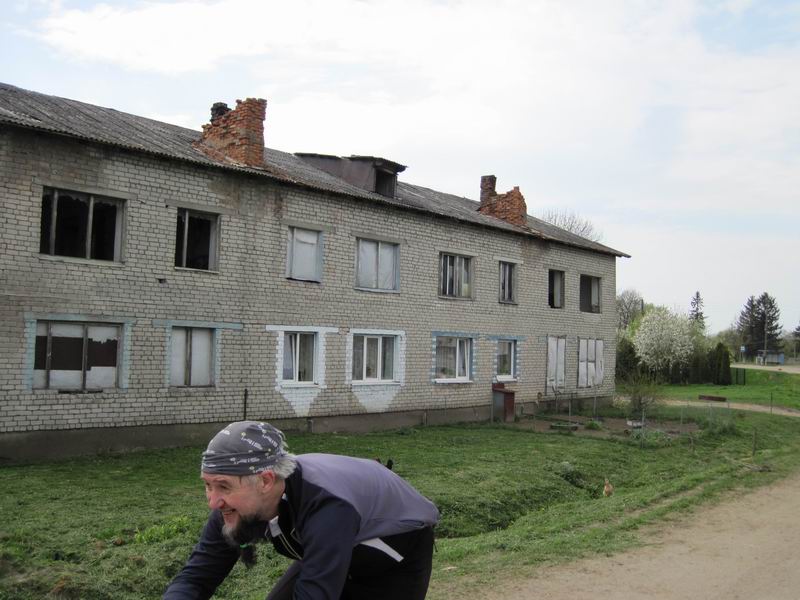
[0,82,628,461]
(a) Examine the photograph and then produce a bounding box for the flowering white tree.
[633,307,694,375]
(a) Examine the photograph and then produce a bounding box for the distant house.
[0,83,628,460]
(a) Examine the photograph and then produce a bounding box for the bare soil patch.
[511,414,700,438]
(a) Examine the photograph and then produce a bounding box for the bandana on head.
[201,421,288,475]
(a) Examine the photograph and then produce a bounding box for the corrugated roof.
[0,82,628,257]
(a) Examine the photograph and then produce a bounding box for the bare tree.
[537,209,603,242]
[617,288,644,331]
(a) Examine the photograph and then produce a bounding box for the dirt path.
[486,472,800,600]
[732,362,800,375]
[663,399,800,418]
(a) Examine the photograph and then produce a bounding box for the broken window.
[170,327,214,387]
[39,188,123,261]
[578,338,605,388]
[499,262,515,303]
[579,275,601,313]
[356,239,399,290]
[174,208,218,270]
[352,335,396,381]
[497,340,516,379]
[33,321,120,390]
[439,253,472,298]
[287,227,322,281]
[282,332,316,382]
[546,335,566,393]
[435,336,472,381]
[548,269,565,309]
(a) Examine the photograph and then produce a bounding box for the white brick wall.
[0,128,618,433]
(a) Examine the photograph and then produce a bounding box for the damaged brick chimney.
[194,98,267,167]
[477,175,529,229]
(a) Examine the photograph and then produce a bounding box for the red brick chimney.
[194,97,267,167]
[477,175,529,228]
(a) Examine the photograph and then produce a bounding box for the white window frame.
[286,226,323,282]
[439,253,473,298]
[40,187,125,262]
[174,208,220,271]
[170,327,215,387]
[546,335,567,394]
[351,334,398,382]
[499,261,515,303]
[496,339,517,381]
[434,335,473,383]
[266,325,337,388]
[32,319,123,391]
[281,331,317,384]
[355,238,400,291]
[578,338,605,388]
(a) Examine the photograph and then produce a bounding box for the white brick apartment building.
[0,83,628,460]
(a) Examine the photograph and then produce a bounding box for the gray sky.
[3,0,799,334]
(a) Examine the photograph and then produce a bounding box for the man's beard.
[222,513,266,547]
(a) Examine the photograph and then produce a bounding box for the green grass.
[649,370,800,410]
[2,408,800,600]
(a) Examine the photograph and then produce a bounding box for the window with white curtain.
[287,227,322,281]
[282,332,316,382]
[578,338,605,388]
[499,262,515,303]
[356,239,399,290]
[496,340,516,380]
[435,336,472,381]
[439,253,472,298]
[170,327,214,387]
[546,335,566,393]
[579,275,601,313]
[352,335,396,381]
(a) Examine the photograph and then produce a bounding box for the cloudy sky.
[3,0,798,334]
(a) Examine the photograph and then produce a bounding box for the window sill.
[169,385,216,390]
[39,254,124,268]
[496,376,517,383]
[548,305,565,310]
[174,266,220,275]
[286,277,322,284]
[354,287,400,294]
[498,300,518,306]
[32,388,123,394]
[434,378,473,384]
[579,310,602,315]
[437,295,473,301]
[352,380,401,387]
[278,381,319,388]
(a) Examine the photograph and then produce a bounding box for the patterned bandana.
[201,421,288,475]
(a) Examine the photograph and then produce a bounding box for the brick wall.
[0,127,617,435]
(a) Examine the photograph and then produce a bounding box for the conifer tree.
[689,291,705,330]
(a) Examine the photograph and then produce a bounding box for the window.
[374,169,396,198]
[282,332,316,382]
[499,262,515,303]
[578,339,605,387]
[40,188,124,261]
[580,275,601,313]
[548,269,564,309]
[170,328,214,387]
[546,335,566,393]
[496,340,516,380]
[435,336,472,381]
[352,335,396,381]
[356,239,399,291]
[33,321,120,390]
[287,227,322,281]
[175,208,218,270]
[439,253,472,298]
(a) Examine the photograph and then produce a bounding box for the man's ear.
[258,469,277,490]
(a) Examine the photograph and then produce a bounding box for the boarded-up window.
[356,239,398,290]
[578,338,604,387]
[352,335,396,381]
[283,332,315,382]
[175,209,218,270]
[33,321,120,390]
[170,327,214,386]
[548,270,564,308]
[40,188,123,261]
[546,335,566,393]
[580,275,601,313]
[287,227,322,281]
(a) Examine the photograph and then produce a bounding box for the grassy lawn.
[2,407,800,600]
[649,370,800,410]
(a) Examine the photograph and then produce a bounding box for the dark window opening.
[499,262,515,303]
[39,188,121,261]
[580,275,601,313]
[175,209,217,270]
[548,270,565,308]
[374,169,396,198]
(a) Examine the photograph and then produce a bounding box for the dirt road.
[732,362,800,375]
[487,472,800,600]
